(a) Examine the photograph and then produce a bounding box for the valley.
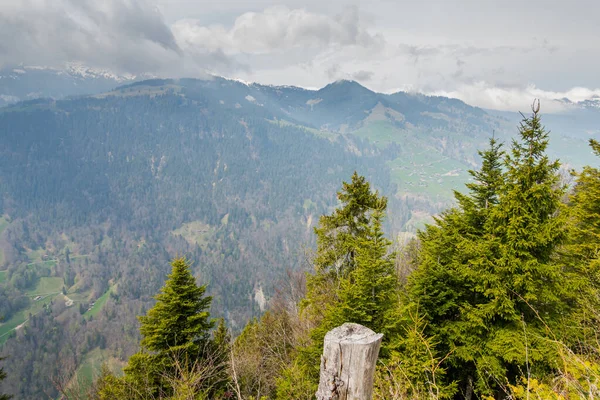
[0,76,599,398]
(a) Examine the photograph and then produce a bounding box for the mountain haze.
[0,76,598,398]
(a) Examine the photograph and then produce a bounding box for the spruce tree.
[455,135,504,233]
[278,173,390,398]
[0,356,11,400]
[561,139,600,338]
[332,210,397,335]
[122,257,214,398]
[312,171,387,277]
[138,258,213,354]
[564,139,600,274]
[467,104,569,394]
[301,172,388,348]
[405,104,573,397]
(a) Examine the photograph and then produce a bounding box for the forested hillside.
[0,77,597,398]
[75,106,600,400]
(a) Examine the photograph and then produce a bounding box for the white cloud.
[428,82,600,113]
[2,0,600,111]
[171,5,384,55]
[0,0,184,74]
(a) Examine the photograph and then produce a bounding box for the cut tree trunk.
[316,323,383,400]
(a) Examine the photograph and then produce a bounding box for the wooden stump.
[316,323,383,400]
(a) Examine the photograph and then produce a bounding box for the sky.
[1,0,599,111]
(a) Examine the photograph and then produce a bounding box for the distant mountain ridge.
[2,72,600,399]
[0,63,151,107]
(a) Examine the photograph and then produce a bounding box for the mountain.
[0,64,146,107]
[0,77,597,398]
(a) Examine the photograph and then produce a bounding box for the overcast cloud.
[1,0,599,111]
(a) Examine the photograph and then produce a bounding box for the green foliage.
[375,305,456,400]
[138,258,213,355]
[312,171,388,277]
[233,309,300,399]
[0,356,11,400]
[304,172,389,328]
[279,173,396,397]
[274,361,315,400]
[328,211,397,340]
[99,257,216,399]
[403,106,579,397]
[563,139,600,288]
[454,135,504,232]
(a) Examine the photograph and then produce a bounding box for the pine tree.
[0,356,11,400]
[278,172,389,398]
[564,139,600,276]
[313,171,387,277]
[304,172,387,323]
[405,104,574,397]
[332,210,397,335]
[455,136,504,233]
[119,257,214,398]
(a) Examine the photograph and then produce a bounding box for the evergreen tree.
[313,171,387,277]
[564,139,600,279]
[454,135,505,233]
[485,103,568,322]
[278,173,391,398]
[332,210,397,336]
[208,318,232,397]
[304,172,387,324]
[560,139,600,342]
[405,104,574,397]
[137,258,213,355]
[108,257,215,398]
[0,356,11,400]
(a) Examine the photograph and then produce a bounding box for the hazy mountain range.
[1,68,599,398]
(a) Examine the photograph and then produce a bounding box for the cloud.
[0,0,248,76]
[171,5,385,55]
[326,64,341,80]
[352,70,373,81]
[0,0,186,74]
[1,0,600,112]
[428,82,600,113]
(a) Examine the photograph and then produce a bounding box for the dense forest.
[0,76,598,399]
[43,105,600,399]
[0,77,508,398]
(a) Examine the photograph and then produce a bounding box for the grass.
[172,220,215,249]
[354,120,404,147]
[266,119,338,139]
[26,248,46,261]
[353,119,479,202]
[0,291,61,345]
[68,347,125,395]
[67,291,92,302]
[0,215,8,265]
[26,277,64,296]
[387,152,471,202]
[26,259,57,268]
[0,274,65,345]
[84,286,114,318]
[0,271,6,284]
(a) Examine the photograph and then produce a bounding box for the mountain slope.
[0,64,144,107]
[1,77,595,399]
